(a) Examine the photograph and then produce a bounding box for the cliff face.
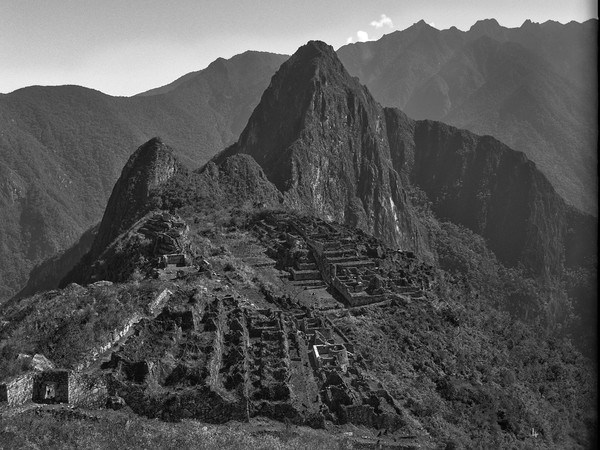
[211,41,593,276]
[385,108,595,275]
[89,137,179,260]
[338,20,598,214]
[215,41,431,258]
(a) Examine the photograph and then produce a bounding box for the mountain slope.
[215,41,431,257]
[62,137,181,286]
[211,40,592,276]
[337,19,598,214]
[4,19,595,302]
[385,109,593,275]
[0,52,287,301]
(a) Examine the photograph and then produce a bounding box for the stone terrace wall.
[3,372,34,406]
[76,313,143,371]
[207,300,225,391]
[147,288,172,315]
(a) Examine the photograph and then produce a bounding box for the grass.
[0,409,356,450]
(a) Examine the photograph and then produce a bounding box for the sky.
[1,0,597,97]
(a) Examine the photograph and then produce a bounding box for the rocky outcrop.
[89,137,180,260]
[59,139,181,286]
[197,154,283,207]
[214,41,431,259]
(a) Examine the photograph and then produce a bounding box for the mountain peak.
[211,41,430,254]
[283,40,346,81]
[218,39,369,191]
[521,19,536,28]
[469,18,501,32]
[88,137,179,259]
[409,19,433,30]
[295,40,335,57]
[143,136,164,147]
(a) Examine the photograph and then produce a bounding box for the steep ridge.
[0,52,286,301]
[3,20,595,302]
[338,19,598,214]
[214,41,431,258]
[385,109,595,275]
[158,153,284,213]
[213,41,592,276]
[89,137,179,260]
[60,138,180,288]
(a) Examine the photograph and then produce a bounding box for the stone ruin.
[0,366,107,409]
[138,212,190,255]
[1,212,419,435]
[55,283,404,430]
[1,277,407,435]
[136,212,198,280]
[254,213,435,308]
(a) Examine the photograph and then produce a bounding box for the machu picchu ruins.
[0,206,594,448]
[1,210,437,445]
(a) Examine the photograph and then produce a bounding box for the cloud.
[356,30,369,42]
[429,22,436,28]
[370,14,393,29]
[346,36,354,44]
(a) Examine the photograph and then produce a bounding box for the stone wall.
[76,312,143,371]
[108,376,248,423]
[3,372,34,406]
[68,372,108,408]
[207,300,225,390]
[147,288,172,315]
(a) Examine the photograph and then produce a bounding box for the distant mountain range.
[0,19,596,302]
[338,19,597,215]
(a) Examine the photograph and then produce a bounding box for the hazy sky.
[1,0,597,96]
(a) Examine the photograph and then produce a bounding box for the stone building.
[32,370,69,404]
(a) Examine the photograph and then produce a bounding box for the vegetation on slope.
[0,280,165,379]
[0,409,355,450]
[0,52,287,302]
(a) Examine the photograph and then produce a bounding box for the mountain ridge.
[0,52,287,301]
[210,40,592,276]
[214,40,432,257]
[1,19,595,303]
